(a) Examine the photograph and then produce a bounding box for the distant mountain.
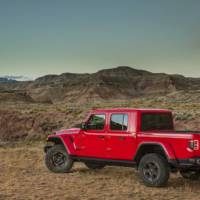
[0,77,17,83]
[0,66,200,104]
[1,76,33,82]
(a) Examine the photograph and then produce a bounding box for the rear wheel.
[180,170,200,180]
[45,144,73,173]
[85,162,105,170]
[138,153,170,187]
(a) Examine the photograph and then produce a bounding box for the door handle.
[98,135,105,139]
[118,136,125,141]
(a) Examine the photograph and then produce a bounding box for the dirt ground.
[1,143,200,200]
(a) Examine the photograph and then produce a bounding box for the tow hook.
[196,159,200,165]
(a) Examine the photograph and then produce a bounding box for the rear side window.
[141,113,173,131]
[87,114,105,130]
[110,114,128,131]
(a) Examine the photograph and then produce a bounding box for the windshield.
[141,112,174,131]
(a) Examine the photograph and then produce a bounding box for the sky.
[0,0,200,78]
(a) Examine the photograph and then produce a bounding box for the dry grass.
[1,143,200,200]
[1,96,200,199]
[2,97,200,141]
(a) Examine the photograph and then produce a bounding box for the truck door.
[76,113,107,158]
[105,112,136,160]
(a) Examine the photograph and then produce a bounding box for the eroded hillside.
[1,94,200,141]
[1,66,200,104]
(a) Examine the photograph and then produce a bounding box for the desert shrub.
[40,120,63,133]
[175,113,194,121]
[56,105,69,113]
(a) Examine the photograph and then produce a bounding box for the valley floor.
[1,143,200,200]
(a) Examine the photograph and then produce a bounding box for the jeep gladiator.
[44,108,200,187]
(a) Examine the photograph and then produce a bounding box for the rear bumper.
[170,158,200,169]
[179,158,200,168]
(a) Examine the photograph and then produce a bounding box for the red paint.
[47,108,200,161]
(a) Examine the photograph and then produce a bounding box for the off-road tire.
[138,153,170,187]
[85,162,105,170]
[45,144,73,173]
[180,170,200,180]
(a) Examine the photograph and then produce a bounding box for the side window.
[87,114,105,130]
[141,113,173,131]
[110,114,128,131]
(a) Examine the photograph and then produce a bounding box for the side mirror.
[81,122,87,130]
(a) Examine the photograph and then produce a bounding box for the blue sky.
[0,0,200,78]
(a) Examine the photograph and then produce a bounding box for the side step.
[71,156,137,167]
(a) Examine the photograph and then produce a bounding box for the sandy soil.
[1,143,200,200]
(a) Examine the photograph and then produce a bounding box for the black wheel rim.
[143,162,160,182]
[52,152,66,167]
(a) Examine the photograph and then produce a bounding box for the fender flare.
[45,135,72,154]
[134,142,176,162]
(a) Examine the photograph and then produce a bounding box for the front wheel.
[45,144,73,173]
[138,153,170,187]
[180,170,200,180]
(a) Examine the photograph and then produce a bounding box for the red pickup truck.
[44,108,200,187]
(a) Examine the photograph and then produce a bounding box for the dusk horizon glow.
[0,0,200,78]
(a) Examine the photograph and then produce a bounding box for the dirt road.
[1,143,200,200]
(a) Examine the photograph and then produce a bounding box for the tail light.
[188,140,199,150]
